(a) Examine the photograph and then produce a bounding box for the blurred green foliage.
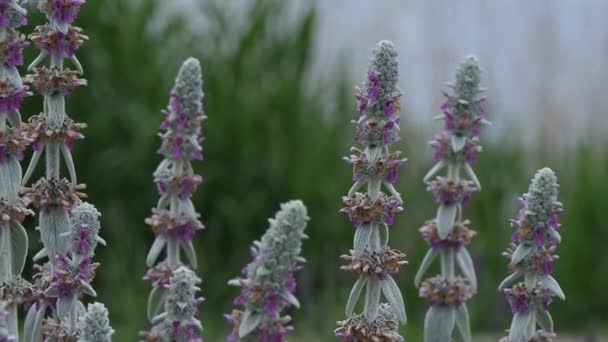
[16,0,608,340]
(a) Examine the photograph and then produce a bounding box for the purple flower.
[426,176,477,206]
[504,283,553,314]
[38,0,85,26]
[340,193,403,227]
[0,83,31,112]
[30,25,87,58]
[367,72,379,101]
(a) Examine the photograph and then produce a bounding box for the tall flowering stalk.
[225,200,309,342]
[0,0,31,339]
[414,56,489,342]
[498,168,564,342]
[18,1,113,340]
[335,40,407,342]
[142,57,206,342]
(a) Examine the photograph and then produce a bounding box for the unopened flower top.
[511,167,562,247]
[67,202,102,259]
[158,57,206,161]
[441,55,486,139]
[525,168,559,225]
[77,302,114,342]
[453,56,481,101]
[165,266,203,320]
[356,40,401,118]
[246,200,308,285]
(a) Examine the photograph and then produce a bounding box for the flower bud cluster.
[226,200,308,342]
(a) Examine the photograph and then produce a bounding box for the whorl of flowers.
[143,58,205,342]
[225,200,308,342]
[77,302,114,342]
[337,41,407,342]
[498,168,564,342]
[335,303,405,342]
[0,301,15,342]
[0,1,31,340]
[142,267,203,342]
[415,55,488,342]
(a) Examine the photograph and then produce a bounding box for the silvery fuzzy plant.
[22,202,111,341]
[0,0,32,339]
[141,57,206,342]
[0,301,16,341]
[498,168,564,342]
[414,55,489,342]
[18,0,113,339]
[225,200,309,342]
[78,302,115,342]
[335,40,407,342]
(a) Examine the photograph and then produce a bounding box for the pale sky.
[162,0,608,149]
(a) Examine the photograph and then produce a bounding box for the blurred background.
[18,0,608,340]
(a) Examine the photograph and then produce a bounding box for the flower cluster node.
[341,192,403,227]
[144,261,175,288]
[154,170,202,199]
[225,309,293,342]
[0,80,31,113]
[419,219,476,250]
[0,276,31,306]
[30,24,87,58]
[340,247,407,278]
[21,177,86,210]
[0,126,29,163]
[0,197,33,223]
[24,114,85,150]
[27,67,86,97]
[504,283,553,314]
[344,149,406,184]
[0,31,28,67]
[40,318,75,342]
[427,176,476,205]
[503,243,557,276]
[335,303,405,342]
[419,276,475,306]
[38,0,85,27]
[51,254,97,298]
[430,133,481,164]
[0,0,27,29]
[145,208,204,241]
[353,116,401,146]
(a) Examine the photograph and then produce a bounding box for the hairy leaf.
[424,306,456,342]
[380,274,406,323]
[346,277,366,316]
[415,249,438,287]
[436,204,457,239]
